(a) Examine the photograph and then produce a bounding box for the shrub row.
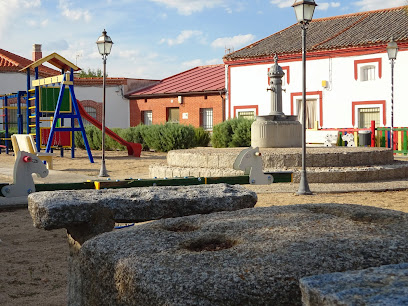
[211,117,253,148]
[74,124,211,152]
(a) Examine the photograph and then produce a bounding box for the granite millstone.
[27,184,257,230]
[300,263,408,305]
[77,204,408,305]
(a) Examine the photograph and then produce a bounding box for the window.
[237,111,255,120]
[358,107,380,128]
[82,106,97,126]
[360,65,375,82]
[296,99,317,129]
[200,108,213,130]
[167,107,179,123]
[142,110,152,125]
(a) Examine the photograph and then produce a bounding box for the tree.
[77,68,107,78]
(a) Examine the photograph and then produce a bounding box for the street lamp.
[386,37,398,152]
[292,0,317,195]
[96,29,113,177]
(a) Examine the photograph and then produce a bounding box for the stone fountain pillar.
[251,55,302,148]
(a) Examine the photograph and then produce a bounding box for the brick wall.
[129,94,225,129]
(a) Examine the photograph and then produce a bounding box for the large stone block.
[300,263,408,306]
[77,204,408,305]
[28,184,257,231]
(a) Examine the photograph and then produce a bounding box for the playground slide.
[77,101,142,157]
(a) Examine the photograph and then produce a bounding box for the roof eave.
[127,89,226,99]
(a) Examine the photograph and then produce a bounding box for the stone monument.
[251,54,302,148]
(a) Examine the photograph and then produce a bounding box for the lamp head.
[292,0,317,24]
[387,36,398,60]
[96,29,114,56]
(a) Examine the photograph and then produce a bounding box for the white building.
[224,6,408,129]
[0,45,158,129]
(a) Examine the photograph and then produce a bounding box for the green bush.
[105,127,126,151]
[74,123,199,152]
[74,125,100,150]
[194,127,211,147]
[120,125,150,150]
[142,124,163,151]
[212,117,253,148]
[142,123,196,152]
[160,123,196,152]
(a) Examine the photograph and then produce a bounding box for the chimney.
[32,44,42,62]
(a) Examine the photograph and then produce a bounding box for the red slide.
[77,101,142,157]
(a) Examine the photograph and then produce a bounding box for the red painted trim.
[354,58,382,80]
[228,65,231,119]
[282,66,290,84]
[233,105,259,118]
[290,91,323,127]
[352,100,386,127]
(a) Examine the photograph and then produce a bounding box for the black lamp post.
[292,0,317,195]
[386,37,398,152]
[96,29,113,177]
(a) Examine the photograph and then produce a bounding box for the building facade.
[224,6,408,129]
[128,65,226,130]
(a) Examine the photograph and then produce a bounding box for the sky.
[0,0,406,79]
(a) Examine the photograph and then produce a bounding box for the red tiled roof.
[74,77,129,86]
[129,65,225,97]
[0,48,59,77]
[224,6,408,62]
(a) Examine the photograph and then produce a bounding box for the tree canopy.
[77,68,107,78]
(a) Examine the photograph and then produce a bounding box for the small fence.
[319,121,408,155]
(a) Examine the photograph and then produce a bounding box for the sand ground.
[1,149,408,305]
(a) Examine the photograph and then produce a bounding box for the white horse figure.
[342,133,355,147]
[233,147,273,185]
[1,151,49,198]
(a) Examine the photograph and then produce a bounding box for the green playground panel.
[39,87,71,113]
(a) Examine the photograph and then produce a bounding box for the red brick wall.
[129,94,225,129]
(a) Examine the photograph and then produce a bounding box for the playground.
[1,148,408,305]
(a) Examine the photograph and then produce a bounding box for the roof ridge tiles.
[312,5,406,23]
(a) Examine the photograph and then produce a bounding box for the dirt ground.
[1,149,408,305]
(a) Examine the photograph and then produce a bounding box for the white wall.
[75,85,130,128]
[0,72,30,94]
[229,49,408,128]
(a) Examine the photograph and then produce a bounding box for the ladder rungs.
[29,115,36,118]
[41,119,53,122]
[28,89,35,92]
[29,106,36,109]
[29,97,36,100]
[29,124,36,127]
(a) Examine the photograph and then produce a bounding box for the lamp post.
[96,29,113,177]
[386,37,398,152]
[292,0,317,195]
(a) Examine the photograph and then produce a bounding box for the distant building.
[127,65,226,130]
[0,45,158,129]
[224,6,408,129]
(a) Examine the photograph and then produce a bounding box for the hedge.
[211,117,253,148]
[74,123,207,152]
